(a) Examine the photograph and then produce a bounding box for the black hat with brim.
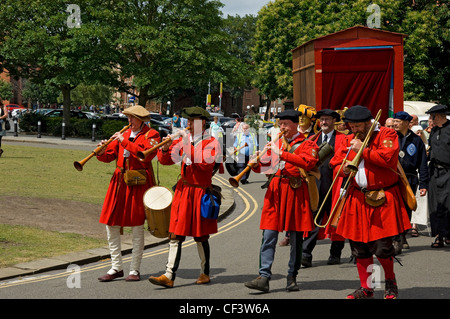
[181,106,210,120]
[275,109,302,123]
[316,109,341,121]
[343,105,373,123]
[425,104,448,114]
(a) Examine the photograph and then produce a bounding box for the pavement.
[0,131,236,281]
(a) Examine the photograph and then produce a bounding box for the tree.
[252,0,449,105]
[0,79,13,101]
[0,0,117,124]
[108,0,237,109]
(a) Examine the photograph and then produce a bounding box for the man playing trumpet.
[329,105,411,299]
[96,105,160,282]
[244,109,319,293]
[148,106,223,288]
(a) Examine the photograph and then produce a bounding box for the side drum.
[143,186,173,238]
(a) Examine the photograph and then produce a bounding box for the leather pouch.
[123,169,147,186]
[364,189,386,207]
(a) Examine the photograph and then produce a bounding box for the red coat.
[329,126,411,242]
[97,126,160,227]
[253,134,319,232]
[157,133,222,237]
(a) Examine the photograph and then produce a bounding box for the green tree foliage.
[0,0,117,124]
[253,0,449,105]
[0,79,13,101]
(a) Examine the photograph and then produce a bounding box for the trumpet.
[229,130,286,188]
[314,109,382,228]
[74,125,130,171]
[137,127,190,160]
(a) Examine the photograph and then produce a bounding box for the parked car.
[5,104,26,113]
[106,112,127,119]
[44,109,91,119]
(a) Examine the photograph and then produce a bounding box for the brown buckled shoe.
[98,269,124,282]
[196,273,210,284]
[148,274,174,288]
[346,287,374,299]
[125,272,140,282]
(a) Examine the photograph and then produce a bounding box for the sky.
[219,0,270,16]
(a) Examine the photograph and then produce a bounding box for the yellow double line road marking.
[0,176,258,289]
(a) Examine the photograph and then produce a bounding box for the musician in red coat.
[244,109,319,293]
[149,106,223,288]
[329,105,411,299]
[96,105,160,282]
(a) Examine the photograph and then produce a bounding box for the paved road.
[1,133,449,312]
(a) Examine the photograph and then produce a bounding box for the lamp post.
[167,101,171,116]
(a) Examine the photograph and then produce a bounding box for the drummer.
[96,105,160,282]
[149,106,223,288]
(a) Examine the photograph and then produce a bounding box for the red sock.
[377,256,395,280]
[356,257,374,289]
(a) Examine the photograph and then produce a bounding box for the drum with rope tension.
[143,186,173,238]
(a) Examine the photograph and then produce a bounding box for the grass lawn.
[0,143,180,268]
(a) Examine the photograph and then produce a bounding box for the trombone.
[314,109,382,228]
[74,125,130,171]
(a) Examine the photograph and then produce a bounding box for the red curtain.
[321,48,393,125]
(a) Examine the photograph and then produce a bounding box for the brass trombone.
[74,125,130,171]
[314,109,382,228]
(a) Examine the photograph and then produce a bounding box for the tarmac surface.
[0,131,236,281]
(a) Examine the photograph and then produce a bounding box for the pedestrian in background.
[0,102,8,157]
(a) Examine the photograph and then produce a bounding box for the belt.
[181,179,209,189]
[353,182,398,193]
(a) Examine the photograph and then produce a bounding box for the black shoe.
[301,256,312,268]
[244,276,269,293]
[0,149,3,157]
[240,180,249,184]
[286,275,299,291]
[327,255,341,265]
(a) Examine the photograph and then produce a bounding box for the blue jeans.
[259,229,303,279]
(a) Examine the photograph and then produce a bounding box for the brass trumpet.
[137,127,190,160]
[229,130,286,188]
[74,125,130,171]
[314,109,382,228]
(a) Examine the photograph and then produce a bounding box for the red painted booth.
[292,25,406,125]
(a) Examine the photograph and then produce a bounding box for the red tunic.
[329,126,411,242]
[157,132,221,237]
[97,126,160,227]
[253,134,319,232]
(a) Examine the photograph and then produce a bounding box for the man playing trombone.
[329,105,411,299]
[244,109,319,293]
[96,105,160,282]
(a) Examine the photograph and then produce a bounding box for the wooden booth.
[292,25,406,125]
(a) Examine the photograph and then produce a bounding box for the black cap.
[343,105,373,123]
[425,104,448,114]
[316,109,341,121]
[180,106,210,120]
[275,109,302,123]
[393,111,413,121]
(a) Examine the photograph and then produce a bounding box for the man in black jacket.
[393,111,429,254]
